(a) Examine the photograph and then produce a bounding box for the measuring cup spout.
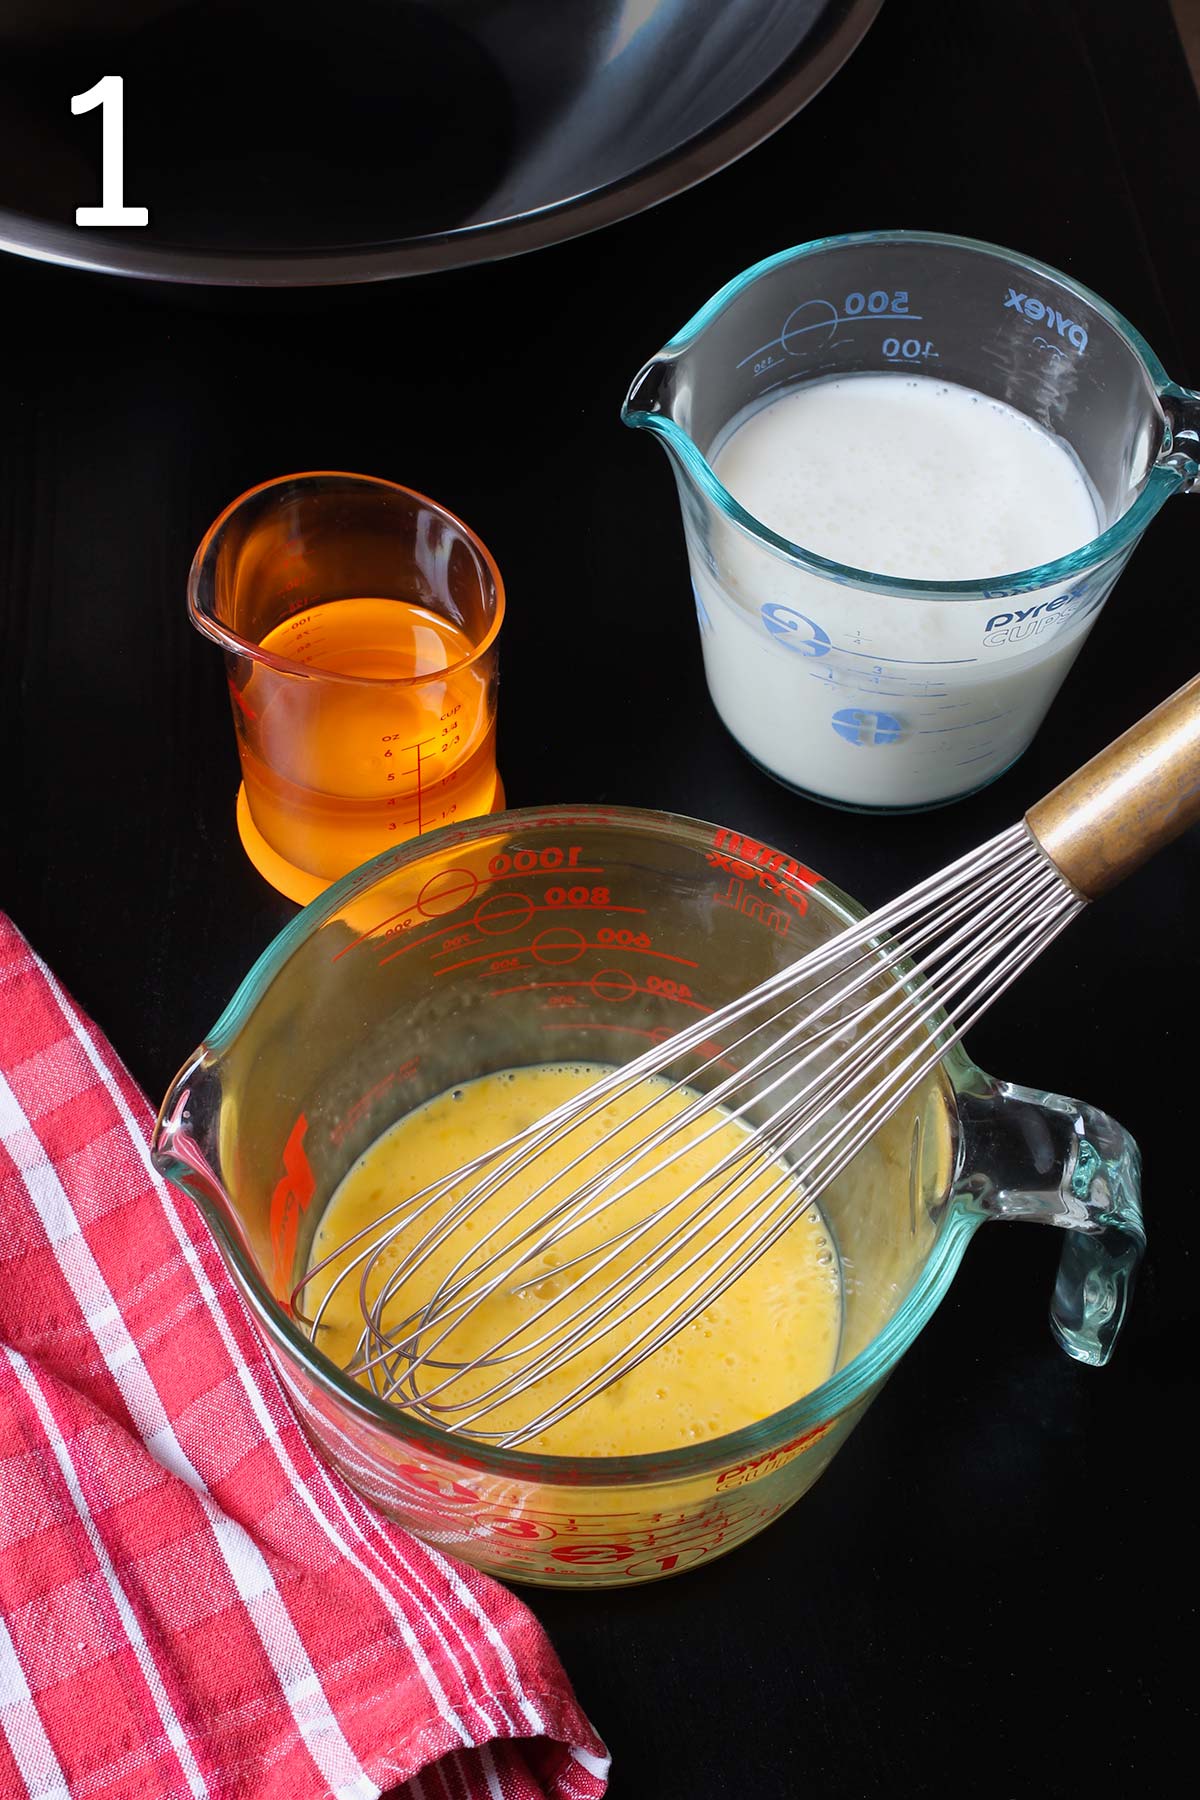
[152,1050,252,1267]
[622,354,677,424]
[622,351,712,524]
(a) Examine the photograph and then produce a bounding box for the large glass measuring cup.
[189,472,505,903]
[623,231,1200,811]
[152,805,1143,1589]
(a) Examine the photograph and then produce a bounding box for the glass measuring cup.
[623,231,1200,812]
[152,805,1143,1590]
[189,472,505,903]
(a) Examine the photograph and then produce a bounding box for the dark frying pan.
[0,0,882,286]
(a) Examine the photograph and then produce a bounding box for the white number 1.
[71,77,149,227]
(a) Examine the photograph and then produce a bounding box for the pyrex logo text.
[985,594,1072,634]
[1004,288,1088,353]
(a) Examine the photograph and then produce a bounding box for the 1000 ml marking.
[488,846,588,875]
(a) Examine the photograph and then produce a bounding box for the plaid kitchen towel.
[0,913,610,1800]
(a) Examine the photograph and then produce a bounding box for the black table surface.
[2,2,1197,1794]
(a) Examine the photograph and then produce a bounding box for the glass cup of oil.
[189,471,505,902]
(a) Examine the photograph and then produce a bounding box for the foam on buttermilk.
[713,373,1098,583]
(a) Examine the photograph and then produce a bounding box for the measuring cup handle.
[1160,381,1200,492]
[954,1074,1144,1366]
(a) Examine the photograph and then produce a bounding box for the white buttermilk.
[694,373,1106,808]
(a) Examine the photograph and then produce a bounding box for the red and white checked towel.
[0,913,610,1800]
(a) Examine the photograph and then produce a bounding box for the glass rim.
[622,228,1186,599]
[186,470,506,685]
[161,802,984,1490]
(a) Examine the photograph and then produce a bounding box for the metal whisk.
[295,674,1200,1447]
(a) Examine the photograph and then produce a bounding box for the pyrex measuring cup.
[189,472,505,903]
[623,231,1200,811]
[152,805,1143,1590]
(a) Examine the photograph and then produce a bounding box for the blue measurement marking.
[953,747,1002,768]
[917,714,1008,734]
[759,604,977,669]
[737,313,923,370]
[832,708,904,747]
[762,604,833,656]
[839,646,976,667]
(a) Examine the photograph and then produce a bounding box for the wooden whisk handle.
[1026,672,1200,898]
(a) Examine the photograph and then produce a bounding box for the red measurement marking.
[335,913,415,962]
[624,1552,682,1576]
[475,891,535,934]
[360,893,525,967]
[227,679,258,723]
[530,926,588,966]
[329,1060,419,1147]
[435,908,648,974]
[486,848,605,878]
[591,967,636,1002]
[549,1543,635,1566]
[376,933,452,969]
[269,1116,315,1305]
[613,945,696,968]
[485,867,605,878]
[370,926,425,965]
[708,827,821,921]
[714,1421,833,1488]
[471,939,697,973]
[417,863,478,917]
[393,1464,479,1505]
[710,827,821,887]
[332,870,596,963]
[484,1518,560,1543]
[485,978,712,1015]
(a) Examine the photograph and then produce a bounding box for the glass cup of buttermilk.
[623,231,1200,811]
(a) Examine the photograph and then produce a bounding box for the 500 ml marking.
[741,290,923,374]
[842,289,910,317]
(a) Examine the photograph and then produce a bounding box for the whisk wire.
[483,889,1084,1445]
[376,827,1060,1362]
[298,822,1087,1445]
[407,859,1080,1438]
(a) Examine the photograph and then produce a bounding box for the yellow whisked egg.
[307,1062,843,1457]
